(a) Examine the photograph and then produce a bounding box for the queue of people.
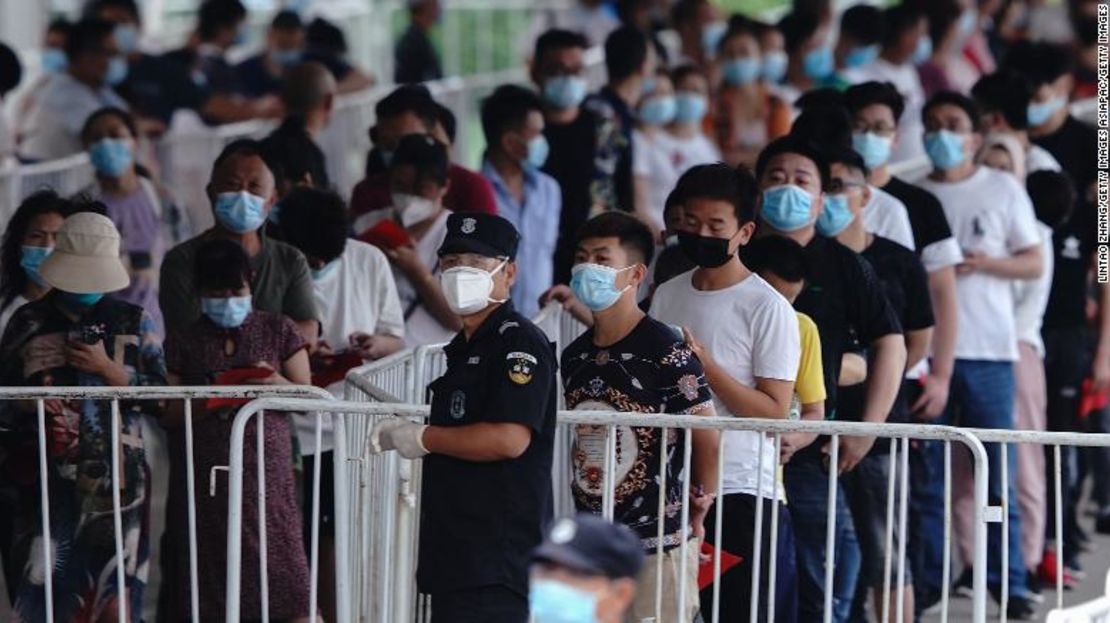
[0,0,1104,621]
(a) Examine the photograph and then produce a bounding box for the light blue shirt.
[20,72,129,161]
[482,159,561,318]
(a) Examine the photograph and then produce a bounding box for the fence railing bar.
[185,399,201,623]
[258,410,269,623]
[750,432,767,623]
[654,427,667,623]
[823,433,840,623]
[308,413,323,623]
[110,398,127,623]
[1054,444,1064,608]
[881,440,897,623]
[711,432,725,623]
[896,436,909,623]
[1001,442,1009,623]
[677,428,693,621]
[942,440,952,623]
[36,399,56,623]
[768,433,781,623]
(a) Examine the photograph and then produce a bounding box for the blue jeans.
[784,454,861,623]
[913,359,1027,597]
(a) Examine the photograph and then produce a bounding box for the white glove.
[370,419,429,459]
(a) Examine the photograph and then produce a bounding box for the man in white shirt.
[274,186,405,623]
[20,18,129,161]
[915,90,1043,619]
[650,163,801,621]
[844,4,929,164]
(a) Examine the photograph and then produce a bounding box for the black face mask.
[677,231,735,268]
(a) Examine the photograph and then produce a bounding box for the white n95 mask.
[439,260,507,316]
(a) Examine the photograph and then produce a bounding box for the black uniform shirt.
[416,301,558,596]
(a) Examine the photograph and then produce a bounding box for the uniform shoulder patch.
[498,320,520,335]
[507,351,538,384]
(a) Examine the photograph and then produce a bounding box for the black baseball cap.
[531,514,644,579]
[438,212,520,260]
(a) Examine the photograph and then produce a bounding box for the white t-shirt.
[398,212,453,348]
[667,131,721,173]
[1026,144,1062,174]
[19,73,128,161]
[632,129,680,232]
[918,167,1042,361]
[649,271,800,499]
[845,59,926,164]
[1012,223,1054,357]
[862,186,916,251]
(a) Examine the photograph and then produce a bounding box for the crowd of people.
[0,0,1104,621]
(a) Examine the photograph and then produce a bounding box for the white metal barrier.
[1046,571,1110,622]
[226,397,997,623]
[0,385,332,623]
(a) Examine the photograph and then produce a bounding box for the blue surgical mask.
[271,48,303,66]
[639,95,677,126]
[570,263,633,312]
[214,191,268,234]
[379,149,394,168]
[1027,96,1065,127]
[106,55,128,85]
[852,132,893,170]
[42,48,67,74]
[815,193,855,237]
[673,92,708,124]
[761,184,815,232]
[60,291,104,307]
[722,57,761,86]
[233,27,248,47]
[912,37,933,65]
[311,260,340,282]
[640,75,656,95]
[201,295,252,328]
[844,45,879,69]
[543,75,588,110]
[957,9,978,39]
[761,51,788,83]
[803,45,834,80]
[924,130,968,171]
[701,21,728,56]
[527,134,550,168]
[114,24,139,55]
[89,138,133,177]
[20,245,52,287]
[529,579,599,623]
[267,201,283,225]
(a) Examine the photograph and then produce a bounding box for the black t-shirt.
[882,176,954,262]
[793,235,904,417]
[419,302,557,596]
[838,236,934,443]
[393,25,442,84]
[561,316,713,553]
[544,108,603,284]
[236,54,281,98]
[1035,117,1099,331]
[118,53,205,123]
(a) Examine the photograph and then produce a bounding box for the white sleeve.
[751,297,801,382]
[371,248,406,338]
[632,131,651,177]
[1006,185,1042,253]
[921,237,964,273]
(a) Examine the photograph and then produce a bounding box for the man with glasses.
[371,212,557,623]
[915,90,1043,620]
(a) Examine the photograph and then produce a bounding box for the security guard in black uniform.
[371,212,557,622]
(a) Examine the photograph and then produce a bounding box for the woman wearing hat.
[0,211,166,623]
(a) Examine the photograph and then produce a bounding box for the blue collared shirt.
[481,159,562,318]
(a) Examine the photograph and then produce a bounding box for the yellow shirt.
[795,312,826,406]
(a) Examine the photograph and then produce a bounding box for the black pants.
[429,585,529,623]
[1043,326,1088,565]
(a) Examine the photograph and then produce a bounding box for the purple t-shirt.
[100,185,164,336]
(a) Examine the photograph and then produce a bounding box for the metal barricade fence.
[0,385,332,623]
[227,397,998,623]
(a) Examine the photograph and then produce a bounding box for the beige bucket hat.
[39,212,130,294]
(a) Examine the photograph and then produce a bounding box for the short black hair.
[844,81,905,122]
[777,11,821,54]
[672,163,760,224]
[1026,170,1075,230]
[48,17,73,36]
[670,0,708,27]
[375,84,438,128]
[85,0,141,22]
[790,105,853,152]
[197,0,247,41]
[214,138,267,171]
[0,42,21,96]
[195,238,252,292]
[435,102,456,144]
[534,29,589,65]
[604,26,650,83]
[391,134,449,185]
[824,145,869,178]
[481,84,544,150]
[0,191,81,309]
[260,120,329,191]
[306,17,347,55]
[971,71,1033,130]
[670,63,704,88]
[80,106,137,144]
[922,90,982,133]
[880,4,923,50]
[277,187,348,263]
[1002,41,1075,87]
[923,0,961,51]
[575,212,656,266]
[755,135,832,190]
[271,9,302,31]
[794,87,845,113]
[743,235,810,283]
[840,4,884,46]
[65,18,114,61]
